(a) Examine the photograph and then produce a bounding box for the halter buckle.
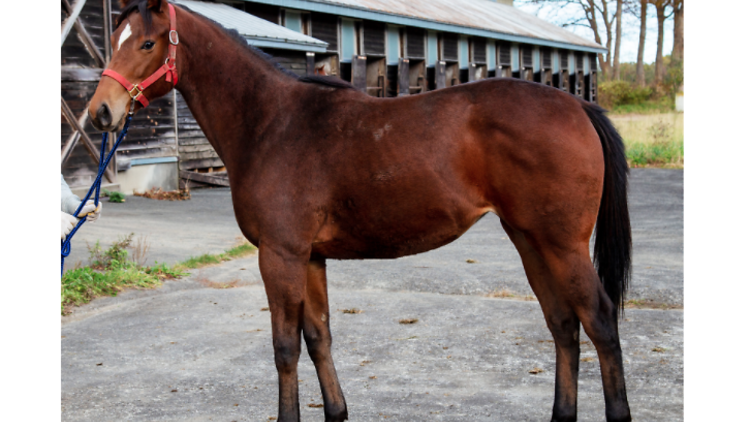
[128,85,143,100]
[169,30,179,45]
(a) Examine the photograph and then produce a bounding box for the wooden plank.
[180,170,230,187]
[61,99,91,164]
[180,157,225,170]
[61,0,87,47]
[60,97,115,183]
[61,67,101,82]
[62,0,105,67]
[61,132,82,165]
[351,56,367,92]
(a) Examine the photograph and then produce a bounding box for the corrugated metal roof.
[174,0,328,52]
[249,0,606,53]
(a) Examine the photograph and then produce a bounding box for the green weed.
[175,242,256,271]
[62,237,185,314]
[102,189,126,203]
[62,238,256,314]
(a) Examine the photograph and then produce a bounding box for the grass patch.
[609,112,684,168]
[609,96,674,115]
[62,234,185,314]
[174,242,256,271]
[62,236,257,315]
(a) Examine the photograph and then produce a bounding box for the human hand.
[61,211,78,240]
[76,199,103,223]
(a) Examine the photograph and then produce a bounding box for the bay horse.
[89,1,632,421]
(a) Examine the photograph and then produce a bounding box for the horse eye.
[141,41,155,50]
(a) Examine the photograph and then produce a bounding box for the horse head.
[89,0,177,131]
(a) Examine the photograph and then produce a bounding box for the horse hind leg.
[500,220,631,422]
[501,219,581,421]
[302,258,348,421]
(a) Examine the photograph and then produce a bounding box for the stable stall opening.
[572,52,584,97]
[521,45,534,81]
[469,37,487,82]
[366,56,386,97]
[405,27,426,94]
[540,47,553,86]
[444,61,460,86]
[585,53,598,103]
[555,49,570,91]
[313,53,339,77]
[497,41,512,78]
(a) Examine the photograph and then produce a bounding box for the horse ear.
[118,0,131,8]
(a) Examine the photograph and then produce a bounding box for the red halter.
[102,3,178,109]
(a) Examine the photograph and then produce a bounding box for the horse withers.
[88,1,633,421]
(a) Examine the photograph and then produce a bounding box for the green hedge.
[599,80,653,109]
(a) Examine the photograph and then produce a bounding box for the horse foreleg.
[302,258,348,421]
[501,220,581,422]
[259,243,309,422]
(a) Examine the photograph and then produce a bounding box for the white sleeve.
[61,174,81,215]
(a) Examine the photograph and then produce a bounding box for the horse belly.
[312,203,492,260]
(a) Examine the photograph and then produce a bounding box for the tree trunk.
[613,0,623,80]
[672,0,683,63]
[654,0,666,86]
[636,0,647,87]
[582,0,610,79]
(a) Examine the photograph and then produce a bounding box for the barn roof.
[174,0,329,52]
[248,0,606,53]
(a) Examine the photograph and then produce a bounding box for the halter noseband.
[102,3,178,109]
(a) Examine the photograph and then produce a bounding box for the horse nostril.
[97,104,112,127]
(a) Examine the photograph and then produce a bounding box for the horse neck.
[173,9,296,171]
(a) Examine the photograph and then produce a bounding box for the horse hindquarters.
[494,101,632,421]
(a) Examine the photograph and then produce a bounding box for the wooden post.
[102,0,112,64]
[435,61,446,90]
[351,55,367,92]
[397,58,410,96]
[468,63,476,82]
[306,52,315,75]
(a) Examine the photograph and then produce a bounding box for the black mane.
[119,1,355,91]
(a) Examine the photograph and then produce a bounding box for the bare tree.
[635,0,648,86]
[672,0,683,63]
[613,0,623,79]
[651,0,673,86]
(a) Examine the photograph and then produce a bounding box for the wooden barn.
[61,0,605,193]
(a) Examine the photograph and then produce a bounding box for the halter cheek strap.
[102,3,178,109]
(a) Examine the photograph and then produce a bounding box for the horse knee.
[303,328,331,361]
[273,339,301,373]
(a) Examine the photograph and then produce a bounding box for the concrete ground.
[62,169,684,421]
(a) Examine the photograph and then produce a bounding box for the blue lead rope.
[61,114,133,276]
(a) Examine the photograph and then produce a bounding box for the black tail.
[582,101,632,317]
